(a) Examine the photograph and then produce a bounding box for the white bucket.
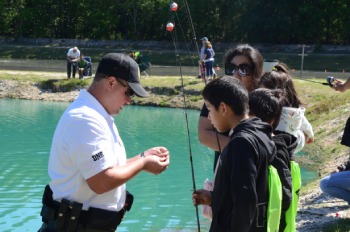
[263,59,279,72]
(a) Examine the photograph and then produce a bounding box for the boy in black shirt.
[193,77,276,231]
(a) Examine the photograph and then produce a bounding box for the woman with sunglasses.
[198,44,264,171]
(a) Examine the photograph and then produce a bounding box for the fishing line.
[168,4,201,231]
[182,0,204,80]
[182,0,200,58]
[173,11,199,69]
[178,1,222,154]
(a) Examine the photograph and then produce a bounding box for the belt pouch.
[66,201,83,232]
[124,190,134,211]
[56,198,70,231]
[40,185,55,223]
[40,205,56,222]
[42,185,54,206]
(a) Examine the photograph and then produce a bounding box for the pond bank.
[1,78,350,231]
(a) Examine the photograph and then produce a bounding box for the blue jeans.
[320,171,350,203]
[205,61,214,77]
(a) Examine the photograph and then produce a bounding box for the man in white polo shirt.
[67,46,80,79]
[39,53,170,231]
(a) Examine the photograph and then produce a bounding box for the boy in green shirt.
[77,54,88,79]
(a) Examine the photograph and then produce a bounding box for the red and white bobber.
[170,2,178,12]
[166,22,174,32]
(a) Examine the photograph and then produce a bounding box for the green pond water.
[0,98,318,231]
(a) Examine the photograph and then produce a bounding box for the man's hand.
[333,78,349,92]
[142,147,170,174]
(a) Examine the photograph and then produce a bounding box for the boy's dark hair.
[202,76,249,116]
[259,63,302,108]
[249,88,286,129]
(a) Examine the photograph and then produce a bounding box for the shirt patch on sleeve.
[92,151,104,161]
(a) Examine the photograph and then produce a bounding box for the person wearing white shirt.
[67,46,80,79]
[39,53,170,231]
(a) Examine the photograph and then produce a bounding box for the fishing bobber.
[166,22,174,32]
[170,2,178,12]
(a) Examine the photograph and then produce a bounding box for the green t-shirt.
[77,59,87,68]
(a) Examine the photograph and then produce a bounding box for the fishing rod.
[168,3,201,232]
[294,76,334,87]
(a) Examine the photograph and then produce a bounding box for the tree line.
[1,0,350,45]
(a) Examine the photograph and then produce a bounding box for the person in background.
[258,63,314,153]
[77,54,88,79]
[197,44,264,171]
[200,41,215,83]
[332,76,350,159]
[38,53,170,232]
[193,77,276,231]
[319,76,350,205]
[67,46,80,79]
[198,37,217,79]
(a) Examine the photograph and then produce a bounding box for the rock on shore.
[0,79,79,102]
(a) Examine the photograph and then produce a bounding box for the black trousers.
[67,61,77,78]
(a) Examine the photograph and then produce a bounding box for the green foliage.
[1,0,350,44]
[187,95,202,102]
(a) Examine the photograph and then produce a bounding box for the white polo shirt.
[67,48,80,59]
[48,89,126,211]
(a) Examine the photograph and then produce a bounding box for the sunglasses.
[224,63,253,77]
[116,78,135,98]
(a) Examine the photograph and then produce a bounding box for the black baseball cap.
[96,53,149,97]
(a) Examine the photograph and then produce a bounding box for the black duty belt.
[40,185,130,231]
[41,199,125,231]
